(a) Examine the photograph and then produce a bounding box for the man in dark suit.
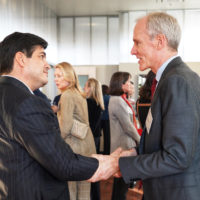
[0,32,120,199]
[116,12,200,200]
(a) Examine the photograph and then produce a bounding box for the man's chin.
[42,80,48,86]
[139,65,148,71]
[40,79,48,87]
[139,64,149,71]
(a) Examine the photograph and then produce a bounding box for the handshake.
[88,147,137,182]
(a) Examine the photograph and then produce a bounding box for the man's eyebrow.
[40,52,46,56]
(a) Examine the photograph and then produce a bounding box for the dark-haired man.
[0,32,120,200]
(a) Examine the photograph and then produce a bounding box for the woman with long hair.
[84,78,104,153]
[54,62,96,200]
[84,78,104,200]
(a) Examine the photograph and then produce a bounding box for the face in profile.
[122,76,132,93]
[23,46,50,89]
[130,17,158,72]
[128,83,134,96]
[54,67,70,91]
[84,81,91,97]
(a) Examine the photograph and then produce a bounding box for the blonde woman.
[84,78,104,200]
[54,62,96,200]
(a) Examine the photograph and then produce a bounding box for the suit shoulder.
[0,83,32,115]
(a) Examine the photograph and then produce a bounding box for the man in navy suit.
[0,32,120,200]
[116,12,200,200]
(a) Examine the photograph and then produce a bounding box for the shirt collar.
[2,75,34,94]
[156,55,179,83]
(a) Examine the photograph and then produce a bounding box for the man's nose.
[131,45,136,55]
[46,63,51,70]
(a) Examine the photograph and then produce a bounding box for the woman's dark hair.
[102,84,109,95]
[109,71,131,96]
[138,70,155,101]
[0,32,48,75]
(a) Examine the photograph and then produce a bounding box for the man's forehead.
[34,45,45,51]
[133,19,147,37]
[33,45,45,54]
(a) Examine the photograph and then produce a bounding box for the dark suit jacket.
[0,76,98,200]
[119,57,200,200]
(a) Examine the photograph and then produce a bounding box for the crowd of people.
[0,11,200,200]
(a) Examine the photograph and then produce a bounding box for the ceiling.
[41,0,200,17]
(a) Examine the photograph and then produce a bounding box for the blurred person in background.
[54,62,96,200]
[136,70,155,129]
[101,84,110,155]
[109,71,140,200]
[84,78,104,154]
[51,94,61,113]
[84,78,104,200]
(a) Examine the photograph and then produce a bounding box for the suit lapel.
[151,56,183,106]
[140,57,184,154]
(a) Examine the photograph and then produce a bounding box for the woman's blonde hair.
[55,62,85,97]
[86,78,104,110]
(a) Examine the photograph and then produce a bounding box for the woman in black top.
[84,78,104,200]
[84,78,104,153]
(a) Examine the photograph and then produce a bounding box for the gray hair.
[145,12,181,51]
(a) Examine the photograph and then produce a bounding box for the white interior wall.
[1,1,200,101]
[0,0,57,64]
[0,0,58,101]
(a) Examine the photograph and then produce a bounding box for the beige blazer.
[57,89,96,156]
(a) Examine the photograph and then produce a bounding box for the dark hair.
[0,32,48,74]
[102,84,109,95]
[109,71,131,96]
[139,70,155,101]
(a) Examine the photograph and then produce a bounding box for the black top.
[136,99,151,129]
[87,98,102,137]
[53,94,61,106]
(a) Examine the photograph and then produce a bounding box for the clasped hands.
[88,147,137,182]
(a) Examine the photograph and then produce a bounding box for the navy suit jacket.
[119,57,200,200]
[0,76,98,200]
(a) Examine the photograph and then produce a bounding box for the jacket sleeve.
[13,96,98,181]
[119,75,200,183]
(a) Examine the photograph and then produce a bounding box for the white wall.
[0,0,58,100]
[58,16,119,65]
[2,2,199,101]
[0,0,57,64]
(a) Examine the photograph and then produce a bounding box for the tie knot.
[152,78,157,86]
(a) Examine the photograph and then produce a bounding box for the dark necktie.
[151,78,157,99]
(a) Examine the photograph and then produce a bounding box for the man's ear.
[15,52,26,67]
[155,34,167,50]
